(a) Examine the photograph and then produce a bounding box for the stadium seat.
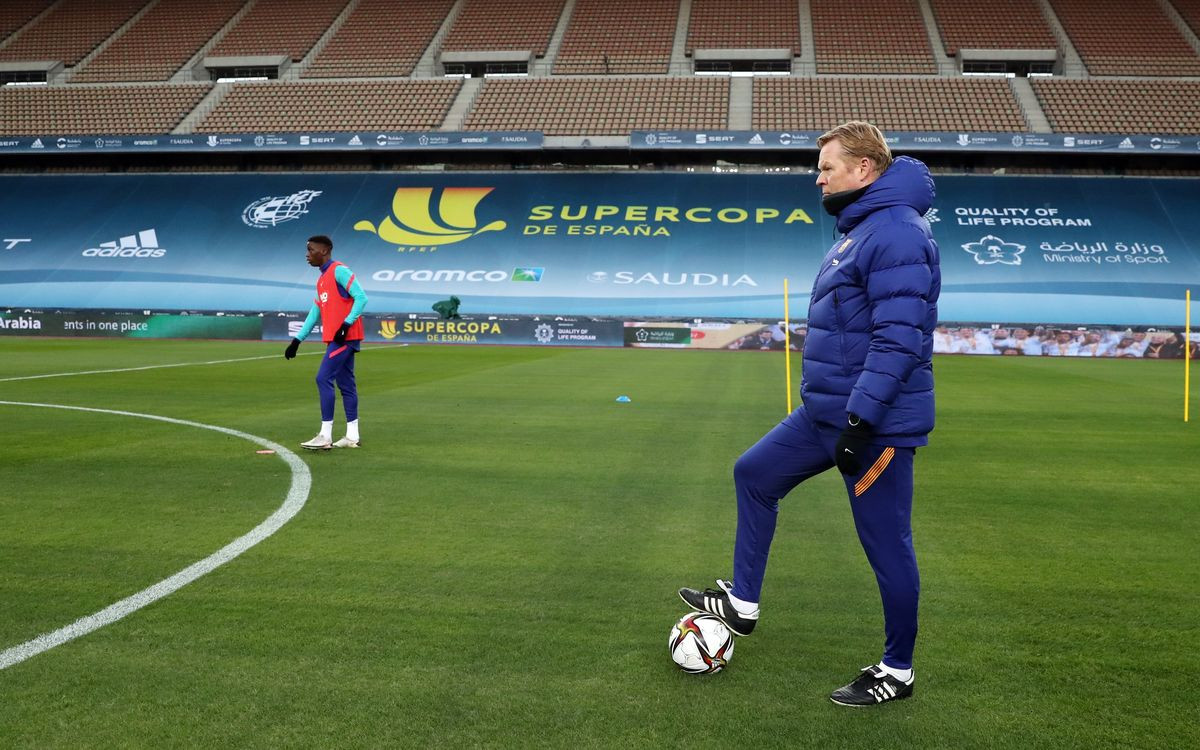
[1049,0,1200,75]
[0,83,212,135]
[304,0,455,78]
[928,0,1056,56]
[194,79,462,132]
[811,0,936,74]
[441,0,565,55]
[1173,0,1200,38]
[554,0,676,75]
[0,0,148,68]
[685,0,802,56]
[463,77,729,135]
[753,77,1027,132]
[208,0,349,62]
[72,0,245,83]
[0,0,55,43]
[1031,78,1200,133]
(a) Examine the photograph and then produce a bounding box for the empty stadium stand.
[207,0,350,63]
[553,0,677,75]
[464,77,729,135]
[810,0,936,74]
[1049,0,1200,75]
[304,0,456,78]
[0,0,55,43]
[1031,79,1200,134]
[685,0,802,55]
[0,83,211,135]
[1173,0,1200,38]
[0,0,1197,159]
[753,77,1027,132]
[72,0,246,83]
[0,0,148,68]
[928,0,1057,56]
[441,0,565,55]
[194,79,462,132]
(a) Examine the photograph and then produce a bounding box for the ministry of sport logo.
[962,235,1024,266]
[242,190,323,228]
[354,187,507,252]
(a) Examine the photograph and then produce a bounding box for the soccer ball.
[669,612,734,674]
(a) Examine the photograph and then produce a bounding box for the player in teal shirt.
[284,235,368,450]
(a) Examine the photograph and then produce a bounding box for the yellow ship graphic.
[354,187,507,248]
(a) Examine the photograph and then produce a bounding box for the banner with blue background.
[1,172,1197,326]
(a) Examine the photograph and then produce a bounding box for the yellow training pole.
[784,278,793,414]
[1186,289,1192,423]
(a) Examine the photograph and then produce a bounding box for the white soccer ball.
[669,611,734,674]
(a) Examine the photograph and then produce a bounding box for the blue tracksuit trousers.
[731,406,920,670]
[316,341,359,422]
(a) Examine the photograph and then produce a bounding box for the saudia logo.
[354,187,506,252]
[586,271,757,287]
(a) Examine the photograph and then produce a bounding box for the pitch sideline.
[0,344,406,383]
[0,401,313,671]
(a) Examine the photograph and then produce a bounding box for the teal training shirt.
[296,264,368,341]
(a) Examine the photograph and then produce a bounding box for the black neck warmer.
[822,185,869,216]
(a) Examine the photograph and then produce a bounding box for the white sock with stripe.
[727,591,760,619]
[878,662,913,683]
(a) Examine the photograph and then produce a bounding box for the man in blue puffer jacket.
[680,122,940,706]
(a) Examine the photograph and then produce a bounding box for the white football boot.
[300,435,333,451]
[332,437,360,448]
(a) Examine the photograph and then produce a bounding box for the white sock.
[319,421,333,440]
[878,662,913,683]
[727,591,760,619]
[346,419,359,441]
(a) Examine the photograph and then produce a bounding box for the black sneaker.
[677,579,757,636]
[829,665,914,706]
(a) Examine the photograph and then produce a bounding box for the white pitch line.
[0,344,405,383]
[0,401,312,671]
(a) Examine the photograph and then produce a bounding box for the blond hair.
[817,121,893,174]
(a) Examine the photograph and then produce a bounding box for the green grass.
[0,339,1197,749]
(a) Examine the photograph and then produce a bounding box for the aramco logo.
[354,187,507,252]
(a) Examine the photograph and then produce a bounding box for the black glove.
[284,338,300,360]
[834,414,873,475]
[333,323,350,345]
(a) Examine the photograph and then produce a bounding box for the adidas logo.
[749,133,765,145]
[1118,137,1134,149]
[82,229,166,258]
[347,135,363,146]
[31,138,44,149]
[868,682,898,702]
[704,595,727,619]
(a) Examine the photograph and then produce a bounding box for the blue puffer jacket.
[800,156,941,446]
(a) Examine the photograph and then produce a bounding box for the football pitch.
[1,338,1196,749]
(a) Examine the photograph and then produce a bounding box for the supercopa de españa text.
[522,205,816,236]
[405,319,502,343]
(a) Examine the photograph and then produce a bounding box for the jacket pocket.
[832,288,848,373]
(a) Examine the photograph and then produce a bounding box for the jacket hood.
[836,155,935,233]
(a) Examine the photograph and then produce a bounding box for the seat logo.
[354,187,506,250]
